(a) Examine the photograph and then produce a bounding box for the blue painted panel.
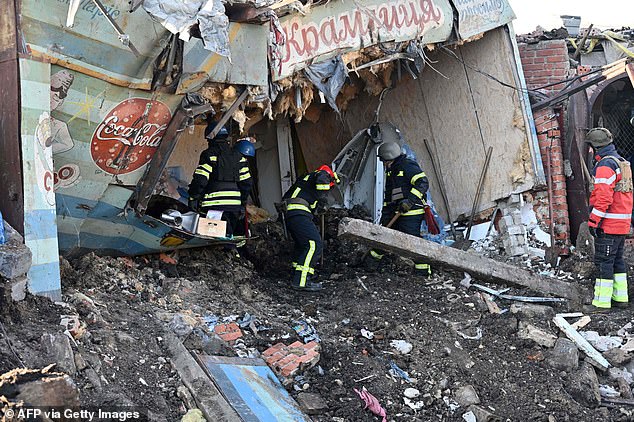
[24,209,58,241]
[199,355,310,422]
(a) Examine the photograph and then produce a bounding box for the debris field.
[1,211,634,421]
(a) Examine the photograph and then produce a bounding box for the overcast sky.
[508,0,634,34]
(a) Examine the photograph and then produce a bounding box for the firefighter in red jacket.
[587,128,633,310]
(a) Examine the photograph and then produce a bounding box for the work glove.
[398,199,413,213]
[188,198,200,212]
[315,199,329,216]
[589,227,602,238]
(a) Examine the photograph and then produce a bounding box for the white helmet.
[378,142,402,161]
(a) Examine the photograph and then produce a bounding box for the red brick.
[275,354,297,370]
[265,351,286,366]
[546,56,565,63]
[297,351,320,367]
[523,63,545,71]
[304,341,320,352]
[280,361,300,377]
[214,323,242,343]
[539,47,566,57]
[288,340,304,348]
[263,343,286,357]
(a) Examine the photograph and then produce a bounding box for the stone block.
[565,362,600,407]
[296,393,328,415]
[454,385,480,407]
[0,243,32,280]
[40,333,77,375]
[9,276,28,301]
[510,303,555,320]
[507,226,527,236]
[517,321,557,347]
[547,338,579,372]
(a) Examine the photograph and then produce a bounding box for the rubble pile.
[0,211,633,420]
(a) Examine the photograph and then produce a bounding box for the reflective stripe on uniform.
[239,167,250,174]
[590,209,631,219]
[316,184,330,190]
[287,203,311,213]
[595,175,617,185]
[370,250,383,260]
[204,191,241,198]
[201,199,242,207]
[291,187,302,198]
[411,172,426,184]
[402,208,425,216]
[239,174,251,181]
[411,188,423,199]
[592,278,613,308]
[415,263,432,275]
[299,240,316,287]
[397,171,404,176]
[195,169,210,178]
[613,272,629,303]
[201,163,214,172]
[240,157,248,162]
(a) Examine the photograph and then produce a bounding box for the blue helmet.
[235,139,256,157]
[205,122,229,140]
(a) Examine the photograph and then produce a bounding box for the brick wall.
[518,40,572,247]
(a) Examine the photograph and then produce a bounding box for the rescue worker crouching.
[188,123,253,236]
[368,141,431,276]
[586,128,633,311]
[281,165,340,292]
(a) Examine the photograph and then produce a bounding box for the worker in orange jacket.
[587,128,633,310]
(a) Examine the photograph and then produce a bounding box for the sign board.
[450,0,516,40]
[273,0,454,80]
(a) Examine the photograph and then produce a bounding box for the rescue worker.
[368,142,431,275]
[587,128,633,310]
[281,165,339,292]
[233,138,256,237]
[188,123,252,236]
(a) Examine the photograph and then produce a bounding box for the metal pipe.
[423,139,457,240]
[465,146,493,243]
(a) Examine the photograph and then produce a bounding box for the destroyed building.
[517,24,634,250]
[3,3,634,421]
[0,0,544,301]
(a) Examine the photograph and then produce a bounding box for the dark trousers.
[286,214,323,287]
[594,233,626,279]
[371,213,430,275]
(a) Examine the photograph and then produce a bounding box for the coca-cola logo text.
[91,98,172,175]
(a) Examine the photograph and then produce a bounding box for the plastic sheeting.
[304,56,348,113]
[143,0,230,57]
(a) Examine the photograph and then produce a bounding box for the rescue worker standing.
[233,138,256,237]
[368,142,431,275]
[188,123,252,236]
[281,165,339,292]
[587,128,633,310]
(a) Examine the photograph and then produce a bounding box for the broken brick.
[262,340,321,382]
[214,323,242,343]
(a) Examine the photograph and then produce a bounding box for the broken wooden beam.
[553,314,610,371]
[337,218,589,302]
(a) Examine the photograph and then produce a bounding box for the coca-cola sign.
[91,98,172,175]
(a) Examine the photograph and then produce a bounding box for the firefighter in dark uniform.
[188,124,252,236]
[281,165,339,292]
[586,128,633,310]
[368,142,431,275]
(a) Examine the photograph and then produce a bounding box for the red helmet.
[317,165,340,187]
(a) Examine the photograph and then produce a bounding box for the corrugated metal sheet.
[450,0,516,40]
[179,22,269,91]
[273,0,455,80]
